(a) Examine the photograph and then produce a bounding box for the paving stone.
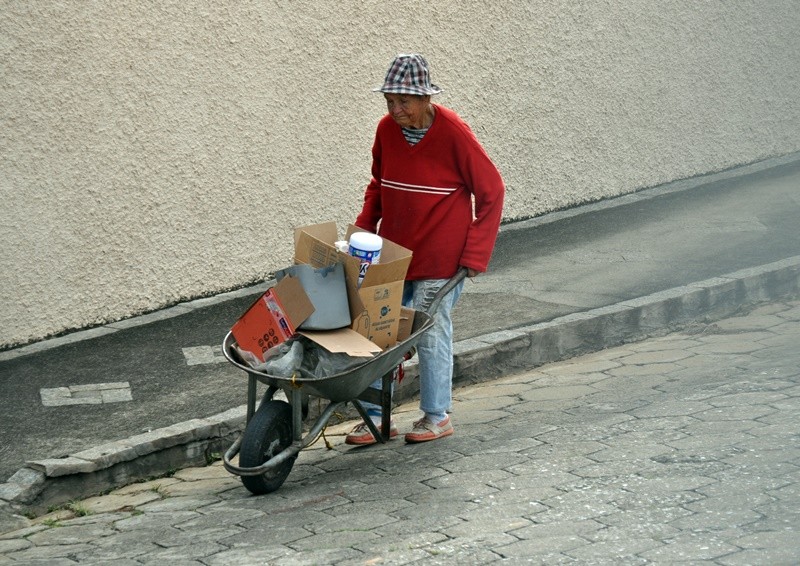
[607,362,686,377]
[597,503,696,529]
[532,370,614,387]
[110,476,182,496]
[160,476,240,497]
[539,357,622,374]
[287,528,379,552]
[714,314,787,330]
[616,349,695,364]
[112,510,200,531]
[692,403,777,422]
[637,535,741,562]
[718,548,800,566]
[589,442,691,464]
[0,538,31,554]
[175,508,265,533]
[454,382,531,399]
[135,541,230,562]
[435,451,530,475]
[470,493,546,519]
[613,414,699,433]
[384,537,509,564]
[512,518,606,540]
[352,530,449,560]
[520,384,598,401]
[449,408,511,426]
[566,537,663,562]
[72,530,160,562]
[3,542,96,563]
[221,517,320,550]
[583,522,681,542]
[202,545,303,566]
[731,529,800,558]
[629,398,717,418]
[777,305,800,321]
[690,334,771,354]
[674,351,752,369]
[172,462,234,481]
[491,534,590,558]
[135,495,221,514]
[629,337,701,352]
[77,492,162,515]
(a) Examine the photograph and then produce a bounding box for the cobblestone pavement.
[2,299,799,565]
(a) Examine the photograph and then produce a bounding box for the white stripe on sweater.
[381,179,457,196]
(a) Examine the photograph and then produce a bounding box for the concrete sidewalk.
[1,153,799,518]
[2,298,799,563]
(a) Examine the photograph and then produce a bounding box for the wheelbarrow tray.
[222,308,433,403]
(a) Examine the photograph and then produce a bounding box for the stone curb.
[0,407,246,520]
[1,256,798,523]
[446,256,799,389]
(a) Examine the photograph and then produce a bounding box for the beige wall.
[2,1,799,348]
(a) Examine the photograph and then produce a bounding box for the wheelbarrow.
[222,268,467,494]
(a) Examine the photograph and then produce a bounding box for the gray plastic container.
[275,262,351,330]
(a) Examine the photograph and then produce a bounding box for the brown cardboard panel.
[397,307,416,343]
[298,327,382,357]
[354,279,406,349]
[273,275,316,324]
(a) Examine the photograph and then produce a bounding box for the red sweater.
[356,104,505,280]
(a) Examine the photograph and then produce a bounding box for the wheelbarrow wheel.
[239,400,296,494]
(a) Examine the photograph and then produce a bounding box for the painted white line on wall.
[182,345,227,366]
[40,382,133,407]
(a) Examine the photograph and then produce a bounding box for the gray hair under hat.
[374,53,442,96]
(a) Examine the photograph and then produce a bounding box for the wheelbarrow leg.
[350,400,386,444]
[380,370,393,441]
[246,372,278,425]
[246,373,258,423]
[290,388,303,442]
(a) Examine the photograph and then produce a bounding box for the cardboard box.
[294,222,412,349]
[230,275,314,362]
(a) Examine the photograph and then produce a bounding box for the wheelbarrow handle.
[422,267,469,315]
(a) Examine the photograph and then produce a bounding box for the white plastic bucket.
[348,232,382,287]
[275,262,351,330]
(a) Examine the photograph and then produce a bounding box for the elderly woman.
[346,53,505,445]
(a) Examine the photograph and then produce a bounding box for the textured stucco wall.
[2,1,799,348]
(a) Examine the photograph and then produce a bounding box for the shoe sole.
[345,429,398,446]
[404,427,454,443]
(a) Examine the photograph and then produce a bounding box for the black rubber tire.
[239,400,296,494]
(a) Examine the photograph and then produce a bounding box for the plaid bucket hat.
[373,54,442,96]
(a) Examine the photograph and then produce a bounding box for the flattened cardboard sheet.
[299,327,382,358]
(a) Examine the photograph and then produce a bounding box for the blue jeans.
[363,277,464,419]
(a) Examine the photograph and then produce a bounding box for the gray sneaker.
[405,416,453,443]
